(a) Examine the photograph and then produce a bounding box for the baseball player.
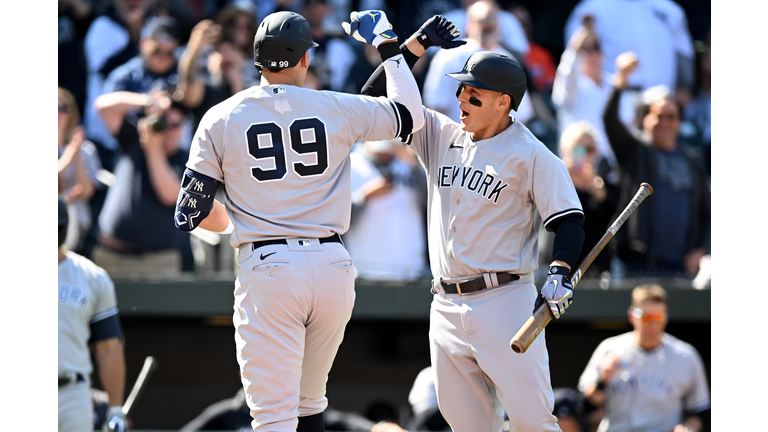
[58,196,127,432]
[172,10,424,432]
[578,284,710,432]
[360,20,585,432]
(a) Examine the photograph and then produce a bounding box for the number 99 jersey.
[187,84,407,248]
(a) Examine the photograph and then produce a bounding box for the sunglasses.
[631,307,667,323]
[58,104,70,114]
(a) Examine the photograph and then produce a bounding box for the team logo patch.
[298,239,311,247]
[273,86,287,95]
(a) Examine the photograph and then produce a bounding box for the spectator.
[443,0,529,62]
[344,139,429,282]
[174,19,245,132]
[100,15,188,159]
[92,88,191,279]
[58,87,103,255]
[508,2,555,95]
[59,0,95,115]
[214,3,261,88]
[605,52,710,281]
[551,15,618,167]
[301,0,357,92]
[507,1,559,150]
[558,121,619,279]
[578,284,710,432]
[59,196,127,432]
[83,0,151,171]
[422,0,535,124]
[682,32,711,174]
[564,0,696,127]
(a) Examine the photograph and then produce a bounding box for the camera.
[146,113,167,132]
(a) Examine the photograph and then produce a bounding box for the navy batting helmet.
[59,196,68,248]
[253,11,319,70]
[446,51,527,111]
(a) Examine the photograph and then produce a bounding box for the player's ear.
[299,51,310,69]
[497,93,511,112]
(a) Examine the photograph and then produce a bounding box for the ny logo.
[193,181,204,192]
[188,198,197,209]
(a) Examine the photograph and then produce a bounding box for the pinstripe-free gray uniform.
[408,107,583,431]
[186,72,419,430]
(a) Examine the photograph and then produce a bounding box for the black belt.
[441,273,519,295]
[251,233,342,251]
[58,373,85,388]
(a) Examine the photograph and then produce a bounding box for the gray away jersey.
[578,332,711,432]
[408,108,583,280]
[187,85,406,248]
[58,251,118,375]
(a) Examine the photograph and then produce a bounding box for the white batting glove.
[103,406,127,432]
[534,266,574,319]
[341,10,397,48]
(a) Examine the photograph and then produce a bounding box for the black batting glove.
[533,266,574,319]
[414,15,467,50]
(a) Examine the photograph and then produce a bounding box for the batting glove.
[534,266,574,319]
[103,406,127,432]
[414,15,467,50]
[342,10,397,48]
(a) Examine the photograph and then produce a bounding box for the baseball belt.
[441,272,519,295]
[251,233,343,251]
[58,372,85,388]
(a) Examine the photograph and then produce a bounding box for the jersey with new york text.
[187,85,406,248]
[58,251,119,375]
[408,108,583,281]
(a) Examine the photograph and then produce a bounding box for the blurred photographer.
[92,88,191,279]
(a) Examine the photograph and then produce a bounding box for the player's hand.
[342,10,397,48]
[102,406,127,432]
[414,15,466,50]
[533,266,573,319]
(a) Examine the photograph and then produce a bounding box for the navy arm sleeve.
[549,214,586,270]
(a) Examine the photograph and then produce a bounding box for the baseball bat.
[509,182,654,354]
[123,356,158,416]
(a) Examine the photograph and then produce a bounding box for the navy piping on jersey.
[543,208,585,230]
[393,101,414,140]
[387,99,402,138]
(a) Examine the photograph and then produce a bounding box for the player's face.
[629,301,667,345]
[456,84,507,140]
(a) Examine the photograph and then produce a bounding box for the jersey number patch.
[246,118,329,182]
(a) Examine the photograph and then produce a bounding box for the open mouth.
[460,109,469,120]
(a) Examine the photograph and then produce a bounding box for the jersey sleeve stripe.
[91,307,119,324]
[387,99,402,138]
[543,208,585,228]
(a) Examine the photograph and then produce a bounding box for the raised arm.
[360,15,466,99]
[603,52,640,167]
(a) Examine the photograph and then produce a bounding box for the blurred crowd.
[58,0,711,287]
